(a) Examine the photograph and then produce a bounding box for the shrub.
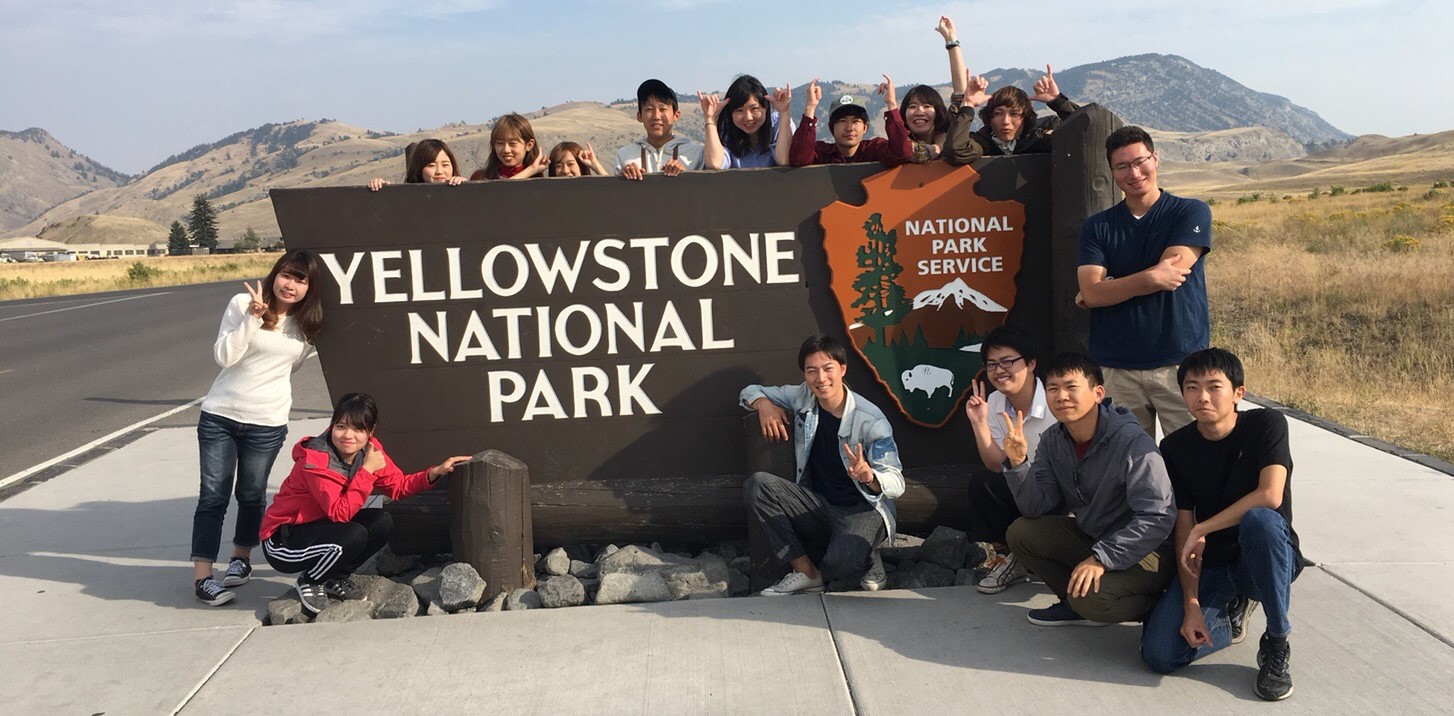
[1330,185,1346,196]
[1364,181,1396,193]
[1383,235,1421,253]
[1236,193,1263,205]
[1434,181,1449,189]
[126,261,162,282]
[1308,187,1321,199]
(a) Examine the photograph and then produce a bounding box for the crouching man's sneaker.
[1027,599,1108,627]
[760,570,825,596]
[294,578,331,618]
[323,576,365,600]
[1228,594,1259,644]
[222,557,252,587]
[1255,634,1293,701]
[859,551,887,592]
[195,577,235,606]
[976,553,1030,594]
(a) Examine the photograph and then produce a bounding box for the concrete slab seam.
[817,595,862,716]
[1243,393,1454,478]
[171,625,255,715]
[1320,566,1454,650]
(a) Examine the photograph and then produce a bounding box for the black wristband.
[945,40,960,49]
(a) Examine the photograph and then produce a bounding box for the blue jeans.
[1140,508,1301,674]
[190,411,288,563]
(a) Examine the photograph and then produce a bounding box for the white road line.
[0,291,173,323]
[0,397,204,490]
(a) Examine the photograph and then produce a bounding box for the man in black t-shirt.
[1140,348,1301,702]
[740,334,906,595]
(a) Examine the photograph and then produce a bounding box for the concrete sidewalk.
[2,406,1453,714]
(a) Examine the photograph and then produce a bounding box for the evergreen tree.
[236,226,261,252]
[187,194,219,250]
[166,221,190,255]
[850,212,907,345]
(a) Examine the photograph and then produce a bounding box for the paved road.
[0,281,330,481]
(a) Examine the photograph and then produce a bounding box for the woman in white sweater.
[191,251,324,606]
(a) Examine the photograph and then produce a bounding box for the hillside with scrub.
[1186,179,1454,462]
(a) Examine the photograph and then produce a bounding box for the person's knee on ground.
[1140,632,1189,675]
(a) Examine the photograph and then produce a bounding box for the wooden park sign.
[271,105,1120,550]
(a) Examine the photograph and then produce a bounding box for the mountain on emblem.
[912,278,1008,312]
[818,163,1027,427]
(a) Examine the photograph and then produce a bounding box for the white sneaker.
[976,552,1030,594]
[760,571,825,596]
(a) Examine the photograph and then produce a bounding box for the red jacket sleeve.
[789,115,819,166]
[368,446,435,501]
[301,459,377,523]
[877,109,912,166]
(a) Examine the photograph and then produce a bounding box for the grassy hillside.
[1197,181,1454,462]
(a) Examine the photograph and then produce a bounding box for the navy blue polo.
[1078,191,1212,369]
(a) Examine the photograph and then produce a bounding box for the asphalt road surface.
[0,281,331,483]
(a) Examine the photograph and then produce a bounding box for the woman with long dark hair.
[190,250,324,606]
[701,74,795,169]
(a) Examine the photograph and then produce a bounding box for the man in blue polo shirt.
[1076,125,1211,437]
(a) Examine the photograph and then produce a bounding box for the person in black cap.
[788,77,911,166]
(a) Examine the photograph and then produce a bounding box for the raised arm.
[769,84,795,167]
[876,74,912,166]
[935,17,967,95]
[698,91,726,170]
[213,286,265,368]
[788,79,823,166]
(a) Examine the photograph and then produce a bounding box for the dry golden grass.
[1204,183,1454,461]
[0,253,281,301]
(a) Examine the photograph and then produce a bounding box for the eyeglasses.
[984,356,1024,372]
[1111,155,1154,174]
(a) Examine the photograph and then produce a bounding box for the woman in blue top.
[700,75,794,169]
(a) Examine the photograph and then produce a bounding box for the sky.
[1,0,1449,175]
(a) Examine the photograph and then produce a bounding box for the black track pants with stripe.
[263,508,392,583]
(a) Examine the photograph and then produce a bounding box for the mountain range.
[0,53,1369,243]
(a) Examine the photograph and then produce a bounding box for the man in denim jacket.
[740,333,905,595]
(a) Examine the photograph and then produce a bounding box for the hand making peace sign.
[1000,409,1029,467]
[242,280,267,318]
[841,442,875,485]
[964,379,990,426]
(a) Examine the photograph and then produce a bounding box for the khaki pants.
[1007,515,1175,624]
[1104,365,1192,438]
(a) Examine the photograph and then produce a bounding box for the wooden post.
[1049,103,1123,356]
[449,449,535,596]
[742,414,794,592]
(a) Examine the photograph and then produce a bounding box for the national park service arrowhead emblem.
[819,163,1025,427]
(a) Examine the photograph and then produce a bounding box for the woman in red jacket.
[260,392,470,618]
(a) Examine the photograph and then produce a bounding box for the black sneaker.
[294,578,330,618]
[1228,594,1259,644]
[1027,600,1108,627]
[195,577,235,606]
[1255,634,1294,701]
[221,557,252,588]
[323,576,364,600]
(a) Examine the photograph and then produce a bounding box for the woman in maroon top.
[472,113,549,180]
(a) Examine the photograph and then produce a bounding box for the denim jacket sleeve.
[862,426,905,501]
[739,383,809,413]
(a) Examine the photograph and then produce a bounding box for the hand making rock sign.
[1031,64,1060,104]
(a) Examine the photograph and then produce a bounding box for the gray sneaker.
[860,551,887,592]
[760,571,825,596]
[294,578,331,618]
[976,553,1030,594]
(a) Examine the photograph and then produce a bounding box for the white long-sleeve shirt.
[200,293,314,426]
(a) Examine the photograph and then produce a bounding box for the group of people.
[367,17,1079,191]
[182,22,1299,705]
[741,126,1299,702]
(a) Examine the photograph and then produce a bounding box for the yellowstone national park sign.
[271,158,1056,486]
[821,164,1025,426]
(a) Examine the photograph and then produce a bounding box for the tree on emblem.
[850,212,907,345]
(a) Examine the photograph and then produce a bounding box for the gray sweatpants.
[743,471,886,581]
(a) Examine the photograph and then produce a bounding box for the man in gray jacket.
[1000,352,1176,626]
